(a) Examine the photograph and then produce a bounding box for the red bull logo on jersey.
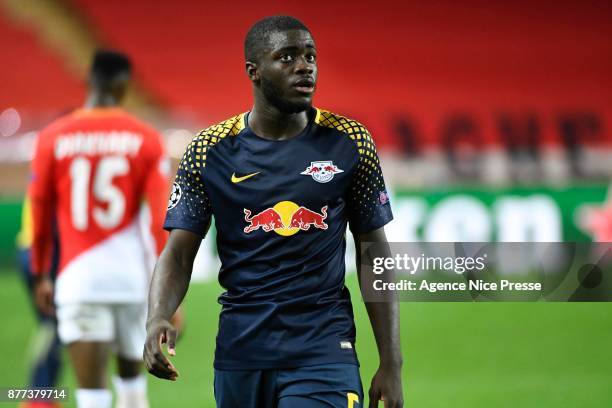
[243,208,284,233]
[300,161,343,183]
[244,201,328,236]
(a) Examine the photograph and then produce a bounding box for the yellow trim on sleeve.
[16,196,33,249]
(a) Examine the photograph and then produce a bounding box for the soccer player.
[30,50,169,408]
[144,16,403,408]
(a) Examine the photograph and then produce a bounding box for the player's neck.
[248,104,310,141]
[84,93,121,109]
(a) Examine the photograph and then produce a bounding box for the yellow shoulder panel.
[315,108,377,154]
[315,108,382,179]
[186,113,246,170]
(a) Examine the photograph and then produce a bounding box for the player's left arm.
[355,229,403,408]
[346,125,403,407]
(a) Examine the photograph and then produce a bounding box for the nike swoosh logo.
[231,172,260,183]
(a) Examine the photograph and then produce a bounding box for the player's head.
[88,50,131,103]
[245,16,317,114]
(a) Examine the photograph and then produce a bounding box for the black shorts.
[214,363,363,408]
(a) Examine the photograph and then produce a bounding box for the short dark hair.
[244,15,311,62]
[90,50,131,86]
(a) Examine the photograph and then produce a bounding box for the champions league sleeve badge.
[378,190,390,205]
[167,182,182,210]
[300,161,344,183]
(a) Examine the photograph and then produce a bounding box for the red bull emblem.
[289,206,328,230]
[243,208,284,233]
[244,201,328,236]
[300,160,343,183]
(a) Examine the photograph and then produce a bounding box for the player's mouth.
[293,78,315,94]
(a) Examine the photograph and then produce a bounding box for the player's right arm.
[144,135,213,380]
[29,129,56,316]
[144,228,204,380]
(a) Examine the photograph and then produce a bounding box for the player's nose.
[294,57,315,75]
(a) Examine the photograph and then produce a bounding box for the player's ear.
[246,61,259,83]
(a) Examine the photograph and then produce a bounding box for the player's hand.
[368,364,403,408]
[33,276,54,316]
[144,318,179,381]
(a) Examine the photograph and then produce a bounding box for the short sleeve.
[29,129,55,202]
[29,130,56,274]
[142,130,170,254]
[346,129,393,234]
[163,137,212,236]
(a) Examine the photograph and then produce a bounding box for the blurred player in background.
[144,16,403,408]
[30,50,169,408]
[16,198,62,408]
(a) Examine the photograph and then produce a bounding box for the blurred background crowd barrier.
[1,0,610,268]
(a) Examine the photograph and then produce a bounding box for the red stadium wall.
[0,10,83,115]
[69,0,611,151]
[3,0,611,152]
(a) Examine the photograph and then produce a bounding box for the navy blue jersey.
[164,108,393,370]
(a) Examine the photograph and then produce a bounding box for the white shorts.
[57,303,146,361]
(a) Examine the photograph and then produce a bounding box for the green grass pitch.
[1,267,611,407]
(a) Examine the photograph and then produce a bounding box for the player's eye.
[305,54,316,63]
[280,54,294,63]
